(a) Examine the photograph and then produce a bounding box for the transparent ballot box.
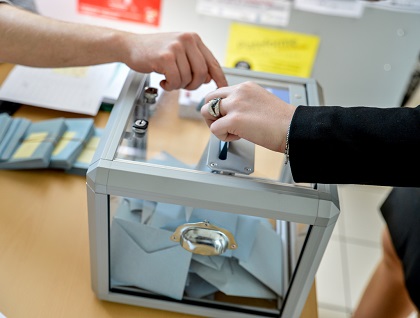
[87,68,340,318]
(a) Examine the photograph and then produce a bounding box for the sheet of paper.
[102,63,131,104]
[196,0,292,27]
[294,0,365,18]
[225,22,320,78]
[0,63,117,115]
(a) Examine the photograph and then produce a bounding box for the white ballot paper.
[0,63,117,115]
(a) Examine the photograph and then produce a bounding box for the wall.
[35,0,420,107]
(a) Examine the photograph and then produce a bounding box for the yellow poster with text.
[225,23,320,78]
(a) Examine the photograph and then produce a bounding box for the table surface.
[0,64,318,318]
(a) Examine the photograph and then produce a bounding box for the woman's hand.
[201,81,296,153]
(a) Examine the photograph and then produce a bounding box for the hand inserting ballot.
[0,3,228,92]
[200,81,297,153]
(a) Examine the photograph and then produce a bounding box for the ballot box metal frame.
[87,68,340,318]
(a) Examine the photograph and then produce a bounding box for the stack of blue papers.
[66,128,103,176]
[0,117,67,169]
[0,114,13,144]
[50,118,95,170]
[0,115,101,172]
[0,116,31,161]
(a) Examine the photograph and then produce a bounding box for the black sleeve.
[288,105,420,187]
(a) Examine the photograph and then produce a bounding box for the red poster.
[78,0,161,26]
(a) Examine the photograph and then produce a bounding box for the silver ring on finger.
[208,97,222,117]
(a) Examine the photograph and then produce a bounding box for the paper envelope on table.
[110,217,192,300]
[0,114,12,144]
[0,118,66,169]
[239,221,284,296]
[50,118,94,170]
[190,258,276,299]
[0,117,31,161]
[188,208,239,258]
[66,128,103,175]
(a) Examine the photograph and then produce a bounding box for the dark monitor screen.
[265,87,290,103]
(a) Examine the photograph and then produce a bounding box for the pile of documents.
[0,63,130,116]
[0,113,102,174]
[109,152,284,302]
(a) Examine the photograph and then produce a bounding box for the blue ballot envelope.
[110,199,192,300]
[0,113,13,145]
[0,117,31,161]
[87,68,340,318]
[50,118,95,170]
[0,117,66,169]
[66,128,103,175]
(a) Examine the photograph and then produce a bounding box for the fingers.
[124,32,225,91]
[209,115,241,142]
[204,86,231,105]
[200,82,296,153]
[182,34,210,90]
[200,87,232,126]
[164,33,227,91]
[200,89,241,142]
[200,100,217,127]
[194,36,228,89]
[180,33,227,90]
[182,33,227,90]
[159,40,191,91]
[159,60,183,91]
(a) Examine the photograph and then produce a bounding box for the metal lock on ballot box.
[87,68,340,318]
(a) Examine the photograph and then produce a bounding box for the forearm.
[0,4,127,67]
[0,3,228,90]
[289,105,420,187]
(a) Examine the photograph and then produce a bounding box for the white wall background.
[35,0,420,108]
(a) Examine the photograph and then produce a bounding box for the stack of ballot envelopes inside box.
[110,152,284,301]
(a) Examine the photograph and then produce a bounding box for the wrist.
[284,121,291,164]
[105,29,131,64]
[280,104,296,154]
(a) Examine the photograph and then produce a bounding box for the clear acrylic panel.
[114,82,295,182]
[109,193,310,316]
[98,69,322,317]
